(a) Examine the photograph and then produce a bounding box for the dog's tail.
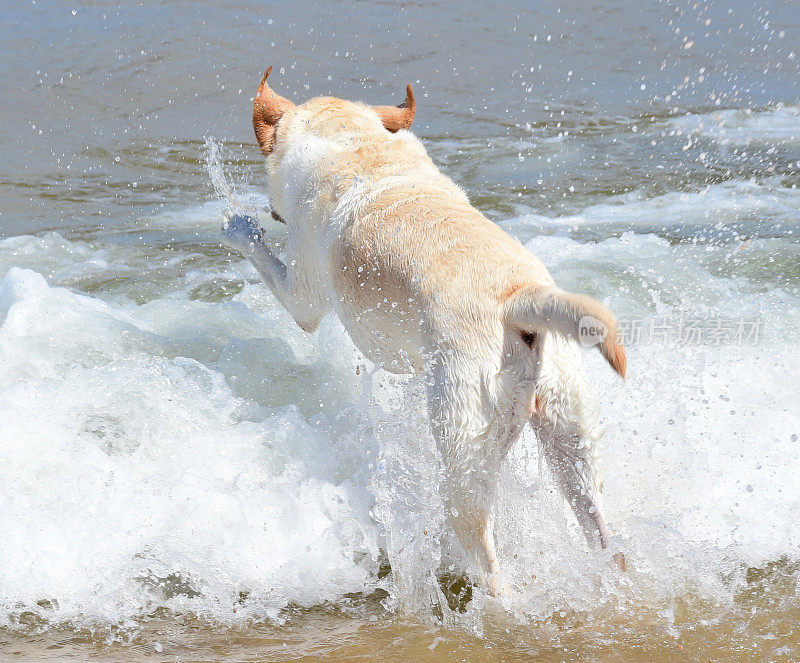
[505,285,626,378]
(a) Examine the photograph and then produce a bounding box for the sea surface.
[1,1,799,660]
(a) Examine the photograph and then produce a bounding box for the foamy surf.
[2,143,799,649]
[503,178,800,243]
[669,105,800,146]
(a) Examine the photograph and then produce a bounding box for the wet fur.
[222,89,626,592]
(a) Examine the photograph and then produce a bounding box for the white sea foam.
[503,178,800,242]
[0,267,383,626]
[1,172,799,632]
[668,105,800,146]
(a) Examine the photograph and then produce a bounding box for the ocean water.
[1,1,799,660]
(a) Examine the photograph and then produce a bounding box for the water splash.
[204,137,246,218]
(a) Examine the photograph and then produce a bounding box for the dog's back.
[268,95,591,372]
[267,94,625,379]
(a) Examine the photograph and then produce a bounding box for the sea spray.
[204,137,247,217]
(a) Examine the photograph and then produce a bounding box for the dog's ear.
[373,84,415,132]
[505,286,626,378]
[253,66,294,156]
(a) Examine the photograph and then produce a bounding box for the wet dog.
[221,67,627,594]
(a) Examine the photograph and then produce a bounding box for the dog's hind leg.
[424,352,508,594]
[532,412,611,549]
[444,477,503,594]
[530,334,624,568]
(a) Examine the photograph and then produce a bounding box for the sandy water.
[1,1,800,660]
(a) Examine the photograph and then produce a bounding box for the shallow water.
[1,1,800,661]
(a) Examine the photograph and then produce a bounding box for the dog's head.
[252,66,415,157]
[251,67,415,222]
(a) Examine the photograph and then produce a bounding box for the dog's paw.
[221,214,263,253]
[487,574,510,599]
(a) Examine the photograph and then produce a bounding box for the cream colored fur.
[221,92,626,593]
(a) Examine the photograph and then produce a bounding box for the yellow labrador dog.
[222,68,627,594]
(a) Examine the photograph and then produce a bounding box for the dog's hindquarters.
[423,304,622,591]
[502,284,624,557]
